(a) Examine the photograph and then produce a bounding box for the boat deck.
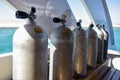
[72,59,120,80]
[72,50,120,80]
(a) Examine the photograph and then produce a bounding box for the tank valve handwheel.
[53,14,67,25]
[76,19,82,28]
[15,7,36,21]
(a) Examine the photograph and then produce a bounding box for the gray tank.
[13,7,48,80]
[87,24,98,69]
[101,25,109,59]
[50,15,73,80]
[73,20,88,78]
[96,24,104,63]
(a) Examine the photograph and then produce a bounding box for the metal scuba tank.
[87,24,98,69]
[73,20,88,78]
[13,7,48,80]
[50,15,73,80]
[96,24,104,63]
[100,25,109,59]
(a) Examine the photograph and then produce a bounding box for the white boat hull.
[0,53,12,80]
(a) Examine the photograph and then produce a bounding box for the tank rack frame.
[73,59,110,80]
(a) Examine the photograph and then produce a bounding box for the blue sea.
[0,27,120,54]
[0,28,17,54]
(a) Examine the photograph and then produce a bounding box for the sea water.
[0,28,17,54]
[0,27,120,54]
[113,27,120,51]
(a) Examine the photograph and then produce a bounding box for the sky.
[0,0,16,22]
[106,0,120,25]
[0,0,120,25]
[67,0,120,25]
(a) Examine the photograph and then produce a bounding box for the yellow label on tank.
[62,29,69,34]
[34,28,42,33]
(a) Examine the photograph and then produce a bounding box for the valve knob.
[15,7,36,21]
[53,17,61,23]
[16,11,28,19]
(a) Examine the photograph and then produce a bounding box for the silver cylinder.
[87,25,98,69]
[73,27,88,77]
[13,21,48,80]
[101,25,109,59]
[50,26,73,80]
[96,25,104,63]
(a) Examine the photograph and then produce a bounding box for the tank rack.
[73,59,110,80]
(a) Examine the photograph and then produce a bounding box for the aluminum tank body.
[87,26,98,69]
[13,21,48,80]
[73,27,88,77]
[102,26,109,59]
[50,26,73,80]
[96,26,104,63]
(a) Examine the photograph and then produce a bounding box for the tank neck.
[88,24,94,30]
[61,21,66,27]
[89,27,92,30]
[77,25,81,29]
[96,24,100,29]
[102,25,106,30]
[99,26,103,30]
[26,19,36,24]
[97,26,100,29]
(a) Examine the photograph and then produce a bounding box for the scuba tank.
[73,20,88,78]
[13,7,48,80]
[101,25,109,59]
[96,24,104,63]
[87,24,98,69]
[50,15,73,80]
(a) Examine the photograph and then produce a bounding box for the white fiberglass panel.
[81,0,114,48]
[7,0,77,37]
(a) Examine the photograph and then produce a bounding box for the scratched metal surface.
[87,27,98,68]
[13,23,48,80]
[73,28,88,77]
[50,26,73,80]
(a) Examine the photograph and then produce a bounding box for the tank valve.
[76,19,82,28]
[89,23,94,29]
[16,7,36,21]
[53,14,67,26]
